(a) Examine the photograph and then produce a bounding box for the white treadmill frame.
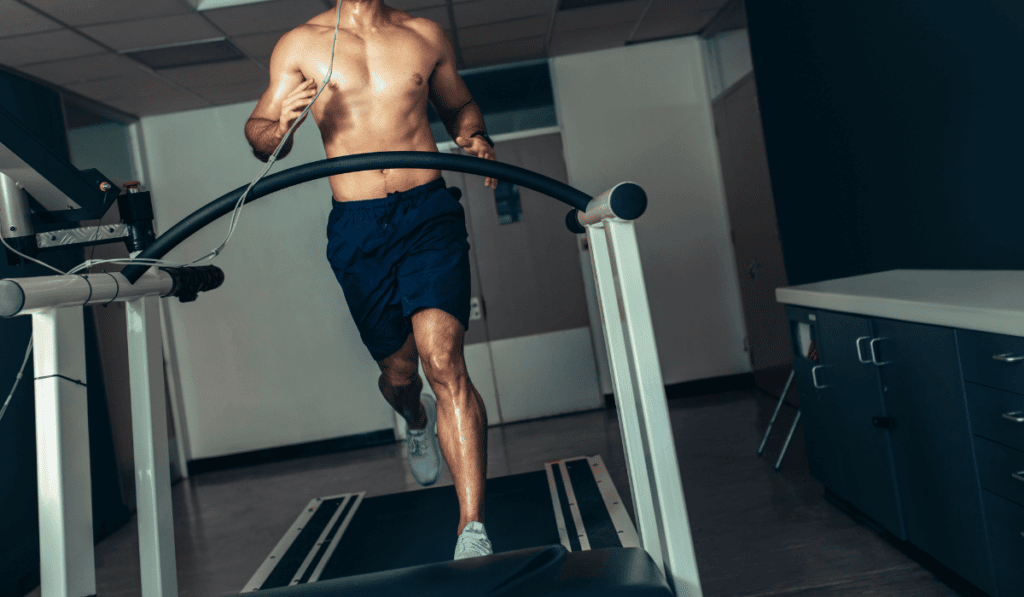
[7,186,703,597]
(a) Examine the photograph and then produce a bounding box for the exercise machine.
[1,116,704,596]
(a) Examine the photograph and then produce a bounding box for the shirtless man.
[244,0,495,560]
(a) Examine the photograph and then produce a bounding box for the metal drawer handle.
[811,365,828,389]
[1004,411,1024,423]
[855,336,872,364]
[870,337,892,366]
[993,353,1024,363]
[1013,471,1024,483]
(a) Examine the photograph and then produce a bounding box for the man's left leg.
[410,307,488,537]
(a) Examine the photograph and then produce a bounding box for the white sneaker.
[406,394,440,486]
[454,521,493,560]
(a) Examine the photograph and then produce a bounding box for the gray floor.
[29,389,961,596]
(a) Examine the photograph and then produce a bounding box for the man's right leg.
[377,332,428,431]
[379,331,441,486]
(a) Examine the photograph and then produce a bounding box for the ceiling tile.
[105,93,210,117]
[0,0,63,38]
[19,52,147,85]
[80,14,224,52]
[202,0,330,37]
[192,80,269,105]
[20,0,194,27]
[66,72,188,101]
[458,15,549,47]
[460,35,546,70]
[453,0,553,29]
[231,30,290,60]
[0,29,106,67]
[406,5,451,30]
[549,21,634,57]
[553,0,648,32]
[630,4,717,42]
[158,60,269,90]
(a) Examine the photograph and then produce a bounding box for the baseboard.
[186,429,396,476]
[604,373,756,409]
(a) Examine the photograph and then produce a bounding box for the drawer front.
[958,328,1024,394]
[965,383,1024,453]
[975,436,1024,508]
[982,490,1024,597]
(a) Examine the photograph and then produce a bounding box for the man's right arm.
[245,30,313,162]
[245,117,293,162]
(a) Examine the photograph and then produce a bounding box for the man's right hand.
[278,79,318,136]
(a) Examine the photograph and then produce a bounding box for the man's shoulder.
[270,22,320,58]
[393,10,446,44]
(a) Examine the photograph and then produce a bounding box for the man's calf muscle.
[245,117,292,162]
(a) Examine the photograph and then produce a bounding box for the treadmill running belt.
[244,455,635,592]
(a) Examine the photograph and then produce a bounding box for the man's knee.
[380,369,421,391]
[377,334,419,386]
[422,353,466,386]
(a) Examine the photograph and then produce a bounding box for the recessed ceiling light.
[183,0,276,10]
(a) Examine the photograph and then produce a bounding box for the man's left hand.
[456,136,498,189]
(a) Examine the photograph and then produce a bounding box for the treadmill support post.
[126,294,178,597]
[32,307,96,597]
[587,219,703,597]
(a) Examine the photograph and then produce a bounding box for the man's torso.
[292,7,444,202]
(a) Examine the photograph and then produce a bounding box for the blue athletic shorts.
[325,177,471,363]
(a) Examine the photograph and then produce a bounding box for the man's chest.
[301,27,440,101]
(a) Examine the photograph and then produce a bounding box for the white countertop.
[776,270,1024,338]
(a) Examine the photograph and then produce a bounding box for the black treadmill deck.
[243,455,638,592]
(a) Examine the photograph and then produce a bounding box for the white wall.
[703,29,754,100]
[67,122,136,186]
[551,36,750,393]
[140,103,395,460]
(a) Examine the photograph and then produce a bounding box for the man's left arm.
[427,24,498,189]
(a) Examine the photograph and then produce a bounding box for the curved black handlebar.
[122,152,613,284]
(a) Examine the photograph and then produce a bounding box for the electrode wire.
[186,0,342,267]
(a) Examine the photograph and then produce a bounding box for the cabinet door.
[786,307,844,496]
[817,311,906,539]
[872,319,995,595]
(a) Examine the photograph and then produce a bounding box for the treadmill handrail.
[120,152,645,284]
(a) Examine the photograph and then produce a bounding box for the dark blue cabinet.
[787,308,1000,595]
[815,311,905,540]
[786,307,846,497]
[871,319,995,595]
[959,328,1024,597]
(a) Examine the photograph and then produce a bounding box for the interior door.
[457,132,602,423]
[713,72,793,401]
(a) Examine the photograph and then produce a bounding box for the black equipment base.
[243,545,672,597]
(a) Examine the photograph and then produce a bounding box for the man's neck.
[337,0,388,29]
